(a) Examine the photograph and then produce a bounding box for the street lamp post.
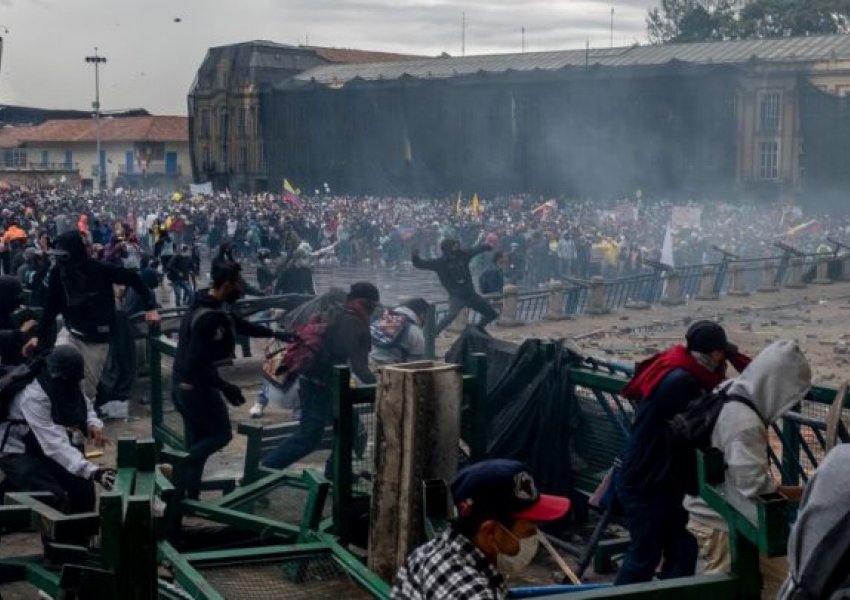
[85,48,107,190]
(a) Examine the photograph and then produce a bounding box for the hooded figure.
[0,276,31,366]
[684,340,811,584]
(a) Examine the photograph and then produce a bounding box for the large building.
[0,115,188,190]
[190,35,850,202]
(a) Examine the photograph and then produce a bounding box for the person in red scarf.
[614,320,750,585]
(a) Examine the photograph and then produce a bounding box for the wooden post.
[695,266,718,301]
[497,284,522,327]
[758,259,779,293]
[727,263,750,297]
[544,280,565,321]
[785,257,806,289]
[660,271,685,306]
[585,276,610,315]
[368,361,463,583]
[812,256,832,285]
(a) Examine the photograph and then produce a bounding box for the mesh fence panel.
[159,354,185,441]
[196,556,373,599]
[230,484,331,525]
[572,386,632,476]
[352,404,377,494]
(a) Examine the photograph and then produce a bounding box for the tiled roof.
[14,116,187,144]
[296,34,850,86]
[304,46,423,64]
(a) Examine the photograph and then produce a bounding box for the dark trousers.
[173,386,232,499]
[436,292,499,334]
[615,487,697,585]
[262,378,332,472]
[0,453,95,515]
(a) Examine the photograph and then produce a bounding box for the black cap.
[45,345,85,381]
[451,459,570,523]
[686,320,737,355]
[348,281,380,304]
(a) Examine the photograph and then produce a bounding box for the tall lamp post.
[85,48,107,190]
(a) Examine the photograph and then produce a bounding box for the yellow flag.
[283,178,299,196]
[471,193,480,217]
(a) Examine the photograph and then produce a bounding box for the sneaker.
[99,400,129,420]
[249,403,265,418]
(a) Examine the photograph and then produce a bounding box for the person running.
[413,238,497,334]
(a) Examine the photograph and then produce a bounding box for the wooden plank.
[824,381,848,452]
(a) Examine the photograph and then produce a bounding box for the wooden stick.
[540,533,581,585]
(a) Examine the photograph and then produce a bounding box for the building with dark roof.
[192,35,850,201]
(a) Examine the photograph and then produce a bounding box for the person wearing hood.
[369,297,428,365]
[777,444,850,600]
[0,276,37,366]
[413,238,497,334]
[614,320,751,585]
[172,259,285,499]
[16,247,50,308]
[23,231,161,408]
[273,245,315,296]
[0,346,115,518]
[684,340,811,594]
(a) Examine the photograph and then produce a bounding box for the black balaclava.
[37,345,88,430]
[50,231,93,308]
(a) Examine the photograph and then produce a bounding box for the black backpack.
[669,385,759,494]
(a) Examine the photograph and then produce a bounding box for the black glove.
[222,383,246,407]
[274,330,298,343]
[92,467,117,490]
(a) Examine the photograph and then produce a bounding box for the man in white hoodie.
[683,339,811,595]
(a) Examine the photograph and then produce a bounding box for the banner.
[671,206,702,229]
[471,193,480,217]
[189,182,213,195]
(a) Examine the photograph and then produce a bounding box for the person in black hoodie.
[413,238,496,334]
[23,231,160,403]
[0,276,37,366]
[173,259,286,499]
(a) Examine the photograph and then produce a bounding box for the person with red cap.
[614,320,750,585]
[392,459,570,599]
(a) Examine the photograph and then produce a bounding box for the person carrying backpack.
[172,259,286,499]
[261,282,379,473]
[614,320,750,585]
[684,340,811,596]
[370,297,428,366]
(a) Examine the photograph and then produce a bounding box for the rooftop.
[295,34,850,87]
[11,116,188,144]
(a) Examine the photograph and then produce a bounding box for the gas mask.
[495,525,539,576]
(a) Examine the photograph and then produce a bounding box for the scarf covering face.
[621,345,728,403]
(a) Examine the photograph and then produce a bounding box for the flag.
[661,224,675,268]
[531,198,557,215]
[282,178,302,207]
[471,193,480,217]
[456,191,463,215]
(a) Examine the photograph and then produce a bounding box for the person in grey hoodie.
[777,444,850,599]
[683,340,811,595]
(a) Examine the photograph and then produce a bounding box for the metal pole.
[86,48,107,190]
[521,27,525,53]
[461,12,466,57]
[610,7,615,48]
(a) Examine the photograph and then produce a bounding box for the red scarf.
[621,345,729,403]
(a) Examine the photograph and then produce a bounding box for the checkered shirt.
[392,525,506,600]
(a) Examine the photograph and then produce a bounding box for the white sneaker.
[249,403,265,418]
[99,400,129,420]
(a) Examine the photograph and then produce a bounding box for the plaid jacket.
[392,526,506,599]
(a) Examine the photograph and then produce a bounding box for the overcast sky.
[0,0,657,115]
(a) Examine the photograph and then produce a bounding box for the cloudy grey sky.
[0,0,657,115]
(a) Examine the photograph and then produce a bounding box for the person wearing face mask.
[262,282,378,473]
[172,259,287,499]
[0,276,37,367]
[0,346,114,518]
[23,231,161,405]
[614,321,751,585]
[413,238,496,335]
[392,459,570,599]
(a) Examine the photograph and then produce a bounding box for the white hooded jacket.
[684,340,812,531]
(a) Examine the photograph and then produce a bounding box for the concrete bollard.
[447,306,469,333]
[695,266,719,301]
[842,254,850,281]
[368,361,463,582]
[497,284,523,327]
[757,260,779,293]
[660,271,685,306]
[812,256,833,285]
[544,280,566,321]
[585,276,610,315]
[727,263,750,297]
[785,257,806,289]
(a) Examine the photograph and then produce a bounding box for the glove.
[92,468,117,491]
[274,330,298,343]
[222,383,246,407]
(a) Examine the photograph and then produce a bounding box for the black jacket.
[173,291,274,389]
[413,245,490,297]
